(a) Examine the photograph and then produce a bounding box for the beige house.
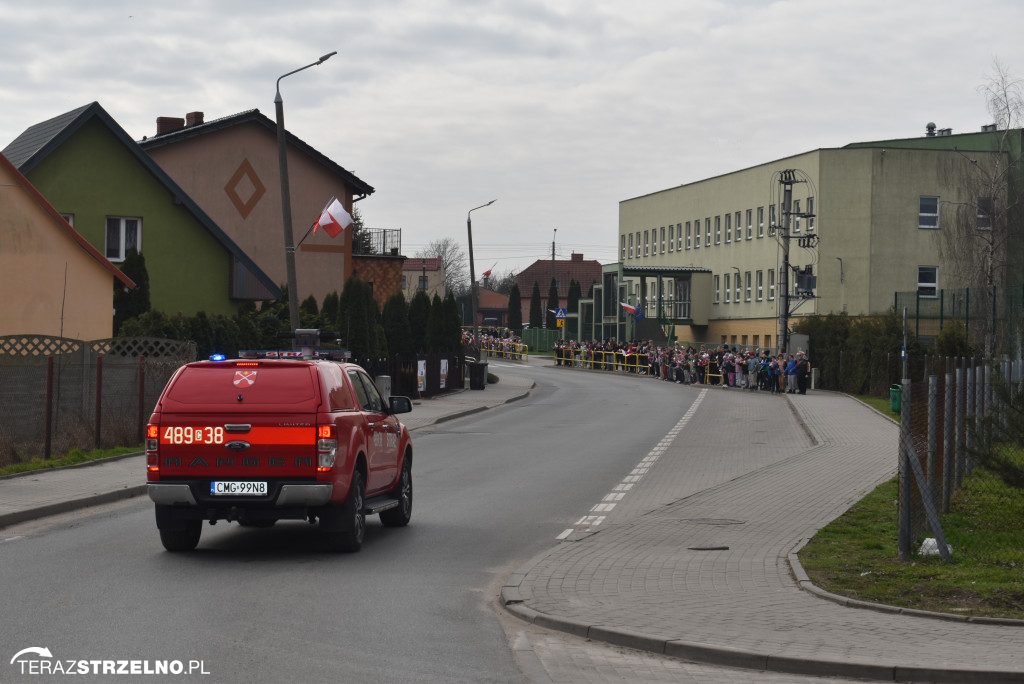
[618,136,988,350]
[0,153,134,339]
[401,257,446,302]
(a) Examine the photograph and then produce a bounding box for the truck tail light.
[146,423,160,472]
[317,424,337,472]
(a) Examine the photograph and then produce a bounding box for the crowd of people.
[552,339,810,394]
[463,328,527,360]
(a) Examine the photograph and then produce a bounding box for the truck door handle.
[225,424,252,433]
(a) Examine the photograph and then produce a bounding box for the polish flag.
[620,302,637,314]
[482,262,497,278]
[312,197,353,238]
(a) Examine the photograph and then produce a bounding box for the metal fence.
[0,335,195,465]
[895,285,1024,351]
[898,356,1023,562]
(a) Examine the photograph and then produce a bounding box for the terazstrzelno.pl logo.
[10,647,210,676]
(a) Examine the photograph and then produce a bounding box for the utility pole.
[777,170,796,354]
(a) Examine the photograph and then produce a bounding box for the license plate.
[210,481,267,496]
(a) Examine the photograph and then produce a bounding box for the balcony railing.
[353,227,402,256]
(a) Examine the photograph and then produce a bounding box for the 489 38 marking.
[162,426,225,445]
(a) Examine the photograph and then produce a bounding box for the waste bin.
[469,361,488,390]
[890,384,902,413]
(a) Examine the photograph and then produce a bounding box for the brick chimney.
[571,253,584,262]
[185,111,204,127]
[156,117,185,136]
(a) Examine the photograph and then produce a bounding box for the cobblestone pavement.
[502,382,1024,683]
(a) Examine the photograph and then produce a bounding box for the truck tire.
[380,456,412,528]
[323,470,365,552]
[159,521,202,552]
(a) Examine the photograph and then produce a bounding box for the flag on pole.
[620,301,645,321]
[312,197,353,238]
[482,262,497,278]
[620,301,637,314]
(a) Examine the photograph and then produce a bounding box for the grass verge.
[799,472,1024,620]
[0,446,142,478]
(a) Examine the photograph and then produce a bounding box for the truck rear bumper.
[148,482,333,507]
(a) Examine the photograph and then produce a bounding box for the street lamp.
[467,200,496,355]
[275,51,337,333]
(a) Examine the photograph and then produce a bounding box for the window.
[418,275,428,289]
[402,275,407,289]
[725,213,732,243]
[757,207,765,237]
[768,268,776,300]
[621,235,627,260]
[793,199,801,233]
[660,226,666,253]
[724,274,731,303]
[705,218,711,247]
[676,223,683,251]
[918,266,938,297]
[753,335,759,347]
[736,212,742,241]
[686,222,692,250]
[105,216,141,262]
[769,205,777,231]
[628,233,634,259]
[714,275,720,303]
[668,225,674,253]
[715,216,721,244]
[977,197,995,230]
[765,334,771,349]
[745,271,752,301]
[734,275,741,302]
[636,232,641,257]
[919,196,939,229]
[807,197,815,231]
[746,209,752,239]
[644,230,649,257]
[756,270,763,301]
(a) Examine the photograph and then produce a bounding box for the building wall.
[145,121,356,305]
[0,170,117,339]
[401,264,445,302]
[25,119,236,317]
[353,255,404,311]
[618,145,981,345]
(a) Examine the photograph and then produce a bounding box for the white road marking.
[556,389,708,539]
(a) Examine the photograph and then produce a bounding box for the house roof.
[2,102,281,300]
[477,288,509,309]
[517,253,603,297]
[137,109,374,198]
[0,151,135,289]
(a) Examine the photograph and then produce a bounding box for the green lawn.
[0,446,142,478]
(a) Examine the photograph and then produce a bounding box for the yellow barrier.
[481,341,529,361]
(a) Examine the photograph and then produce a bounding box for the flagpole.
[467,200,496,358]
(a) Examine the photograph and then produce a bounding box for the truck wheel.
[159,521,202,552]
[323,470,365,552]
[380,457,412,528]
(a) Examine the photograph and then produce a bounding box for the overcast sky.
[2,0,1023,278]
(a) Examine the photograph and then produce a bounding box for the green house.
[2,102,280,318]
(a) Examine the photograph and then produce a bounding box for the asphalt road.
[0,363,695,683]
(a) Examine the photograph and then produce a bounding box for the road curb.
[0,484,148,530]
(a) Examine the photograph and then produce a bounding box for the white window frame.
[725,213,732,243]
[793,199,801,233]
[105,216,142,262]
[676,223,682,251]
[714,275,720,303]
[660,226,666,253]
[746,209,752,240]
[918,266,938,298]
[768,268,776,301]
[715,216,721,245]
[745,271,752,301]
[686,221,692,250]
[705,218,711,247]
[807,197,815,231]
[644,230,649,257]
[668,225,674,253]
[724,274,731,303]
[756,270,763,301]
[919,196,939,229]
[621,235,627,260]
[757,206,764,238]
[734,275,741,302]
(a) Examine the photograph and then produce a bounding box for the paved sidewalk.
[502,385,1024,683]
[0,374,534,530]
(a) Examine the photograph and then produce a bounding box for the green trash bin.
[890,384,902,413]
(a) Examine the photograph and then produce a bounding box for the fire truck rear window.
[169,365,318,405]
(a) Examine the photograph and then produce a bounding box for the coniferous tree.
[408,289,431,353]
[383,292,412,358]
[425,293,445,352]
[113,248,150,335]
[546,278,560,330]
[443,292,462,354]
[507,283,522,331]
[529,281,543,329]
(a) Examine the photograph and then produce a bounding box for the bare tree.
[415,237,469,296]
[938,61,1024,356]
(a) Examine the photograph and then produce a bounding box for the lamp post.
[467,200,496,354]
[275,51,336,333]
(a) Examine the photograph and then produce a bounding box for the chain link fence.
[899,356,1023,562]
[0,335,195,466]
